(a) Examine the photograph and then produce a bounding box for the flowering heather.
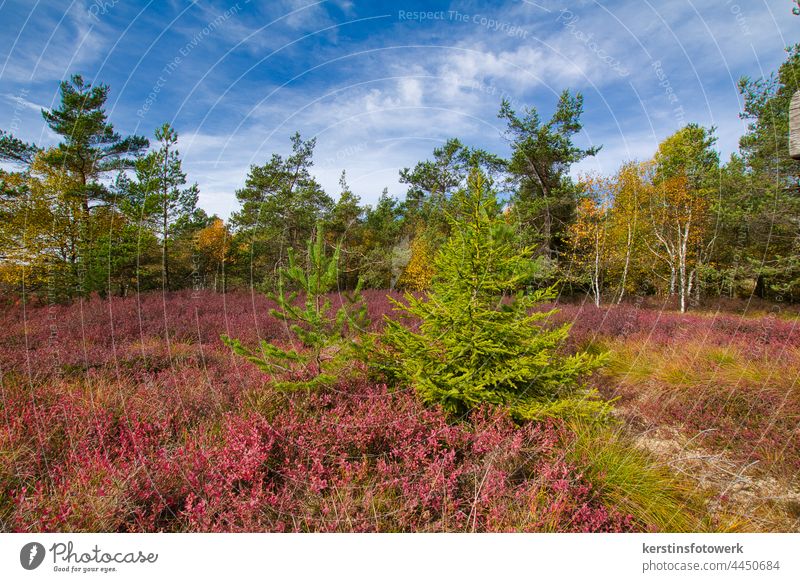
[2,290,796,531]
[547,299,800,352]
[0,290,632,532]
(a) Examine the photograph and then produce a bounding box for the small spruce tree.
[222,226,367,390]
[383,171,609,420]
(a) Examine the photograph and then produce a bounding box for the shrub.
[2,369,633,532]
[383,171,609,421]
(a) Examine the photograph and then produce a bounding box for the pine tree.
[231,133,333,288]
[41,76,148,263]
[499,91,599,261]
[359,188,404,289]
[122,123,198,290]
[222,226,367,390]
[3,75,148,295]
[383,171,609,421]
[325,171,365,289]
[736,44,800,299]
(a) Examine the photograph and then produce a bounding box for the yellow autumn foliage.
[398,234,435,291]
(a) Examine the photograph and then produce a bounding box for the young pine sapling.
[222,227,368,390]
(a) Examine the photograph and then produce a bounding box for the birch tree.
[647,125,719,312]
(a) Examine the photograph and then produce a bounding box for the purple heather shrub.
[1,290,632,532]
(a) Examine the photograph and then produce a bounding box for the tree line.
[1,45,798,309]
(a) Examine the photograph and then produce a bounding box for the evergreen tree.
[499,91,599,262]
[41,75,148,240]
[739,44,800,191]
[3,75,148,295]
[735,44,800,299]
[383,171,608,421]
[0,129,38,166]
[360,188,404,289]
[399,138,505,216]
[231,133,333,288]
[325,171,365,288]
[89,204,162,297]
[399,139,505,262]
[222,226,367,390]
[122,123,198,290]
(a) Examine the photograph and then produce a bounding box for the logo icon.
[20,542,46,570]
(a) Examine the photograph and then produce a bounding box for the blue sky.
[0,0,797,219]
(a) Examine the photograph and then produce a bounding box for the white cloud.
[2,92,46,113]
[0,3,108,84]
[3,0,794,222]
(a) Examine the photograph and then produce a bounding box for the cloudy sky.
[0,0,797,218]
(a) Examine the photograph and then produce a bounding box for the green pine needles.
[222,226,368,390]
[383,171,610,421]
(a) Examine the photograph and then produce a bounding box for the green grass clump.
[565,421,710,532]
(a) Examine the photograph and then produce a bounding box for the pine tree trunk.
[755,274,766,299]
[163,204,169,290]
[80,173,91,295]
[162,141,170,291]
[542,204,552,259]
